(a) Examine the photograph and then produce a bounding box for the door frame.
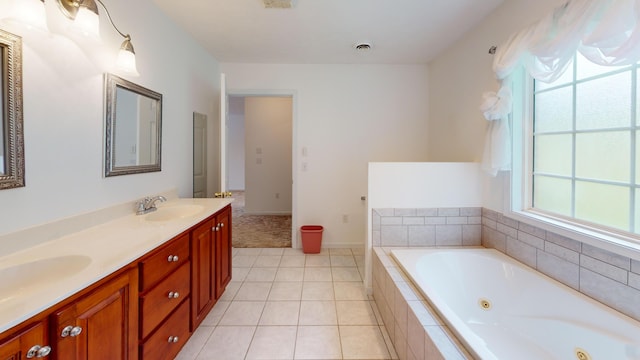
[223,89,299,249]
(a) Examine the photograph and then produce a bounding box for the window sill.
[506,209,640,260]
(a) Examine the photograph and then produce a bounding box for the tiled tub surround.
[372,208,482,247]
[372,247,473,360]
[482,208,640,322]
[371,207,640,359]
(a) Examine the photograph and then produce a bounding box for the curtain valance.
[482,0,640,175]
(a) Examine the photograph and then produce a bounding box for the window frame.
[508,67,640,258]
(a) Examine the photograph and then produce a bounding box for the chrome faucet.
[136,195,167,215]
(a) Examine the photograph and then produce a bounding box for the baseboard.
[243,211,292,216]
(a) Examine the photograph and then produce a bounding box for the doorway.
[227,95,293,248]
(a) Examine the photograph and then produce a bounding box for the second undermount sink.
[0,255,92,297]
[144,204,205,222]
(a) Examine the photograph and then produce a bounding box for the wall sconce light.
[56,0,139,76]
[5,0,139,76]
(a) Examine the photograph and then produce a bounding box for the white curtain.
[481,0,640,175]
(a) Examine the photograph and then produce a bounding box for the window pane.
[533,176,572,216]
[575,181,629,231]
[534,134,572,176]
[576,52,628,80]
[534,86,573,132]
[576,72,631,130]
[635,189,640,234]
[576,131,630,182]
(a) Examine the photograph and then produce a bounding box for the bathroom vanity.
[0,198,232,360]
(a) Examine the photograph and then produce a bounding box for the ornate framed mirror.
[0,29,24,190]
[104,74,162,177]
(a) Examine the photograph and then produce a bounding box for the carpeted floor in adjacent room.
[231,191,292,248]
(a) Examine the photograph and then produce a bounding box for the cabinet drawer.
[140,262,191,339]
[140,299,190,360]
[140,233,189,291]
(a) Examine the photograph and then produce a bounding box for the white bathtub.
[391,248,640,360]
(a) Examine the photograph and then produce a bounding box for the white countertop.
[0,198,233,334]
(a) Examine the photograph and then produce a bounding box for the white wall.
[221,63,430,248]
[244,97,293,215]
[0,0,221,236]
[427,0,563,164]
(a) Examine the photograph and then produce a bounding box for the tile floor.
[176,247,398,360]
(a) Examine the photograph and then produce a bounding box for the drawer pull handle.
[168,291,180,299]
[167,255,179,262]
[168,336,179,343]
[61,325,83,338]
[26,345,51,358]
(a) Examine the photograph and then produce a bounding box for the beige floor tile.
[268,281,303,301]
[329,248,353,255]
[275,267,305,281]
[334,281,368,300]
[246,267,278,282]
[245,326,297,360]
[261,248,285,256]
[175,326,214,360]
[235,248,263,256]
[219,301,265,326]
[201,300,231,326]
[235,282,272,301]
[295,326,342,359]
[259,301,300,325]
[254,255,283,267]
[331,267,362,281]
[283,248,305,256]
[304,267,332,282]
[301,281,334,300]
[234,255,258,267]
[330,255,357,267]
[231,267,250,282]
[340,325,391,359]
[305,255,331,267]
[279,255,306,267]
[299,300,337,325]
[196,326,255,360]
[336,301,379,325]
[351,247,365,255]
[218,282,241,301]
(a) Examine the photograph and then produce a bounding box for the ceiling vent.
[263,0,294,8]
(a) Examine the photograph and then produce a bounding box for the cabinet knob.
[168,336,179,343]
[212,226,219,232]
[168,291,180,299]
[219,222,224,228]
[61,325,83,338]
[26,345,51,358]
[167,255,179,262]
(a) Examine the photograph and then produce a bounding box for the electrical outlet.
[302,162,308,172]
[275,193,280,199]
[342,214,348,223]
[256,158,262,165]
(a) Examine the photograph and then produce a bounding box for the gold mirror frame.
[0,29,24,190]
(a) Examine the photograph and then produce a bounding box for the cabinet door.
[215,206,232,299]
[190,218,215,330]
[0,322,49,360]
[52,269,138,360]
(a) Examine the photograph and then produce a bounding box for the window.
[531,53,640,236]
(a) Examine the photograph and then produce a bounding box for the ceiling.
[151,0,504,64]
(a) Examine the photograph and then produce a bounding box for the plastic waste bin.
[300,225,323,254]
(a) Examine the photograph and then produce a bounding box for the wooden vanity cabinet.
[51,267,138,360]
[0,321,50,360]
[215,206,232,299]
[138,233,191,360]
[191,204,232,330]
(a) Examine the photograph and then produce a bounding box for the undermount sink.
[0,255,92,297]
[144,204,205,222]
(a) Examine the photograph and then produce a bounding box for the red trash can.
[300,225,323,254]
